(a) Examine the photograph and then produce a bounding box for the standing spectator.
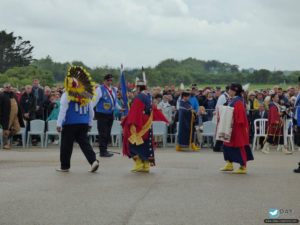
[197,90,206,106]
[114,89,124,120]
[203,90,217,121]
[158,95,172,123]
[32,79,44,120]
[170,85,176,96]
[163,86,169,95]
[0,83,24,149]
[18,88,25,101]
[278,88,288,105]
[168,93,176,106]
[20,85,36,135]
[43,87,52,120]
[213,86,230,152]
[215,87,222,100]
[189,88,200,113]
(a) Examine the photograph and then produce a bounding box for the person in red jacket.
[122,79,168,173]
[261,94,292,155]
[220,83,254,174]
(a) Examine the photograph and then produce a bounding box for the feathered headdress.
[65,66,95,106]
[135,67,147,86]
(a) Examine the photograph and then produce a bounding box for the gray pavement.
[0,145,299,225]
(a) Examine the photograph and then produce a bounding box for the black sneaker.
[294,163,300,173]
[100,151,113,157]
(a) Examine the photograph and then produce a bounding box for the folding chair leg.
[252,136,257,151]
[41,135,44,148]
[22,134,26,148]
[26,135,30,148]
[290,137,295,152]
[45,134,48,148]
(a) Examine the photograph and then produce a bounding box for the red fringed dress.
[121,93,168,166]
[266,103,284,145]
[223,97,254,167]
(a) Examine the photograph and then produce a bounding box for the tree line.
[0,30,299,88]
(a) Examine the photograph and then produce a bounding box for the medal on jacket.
[103,103,111,110]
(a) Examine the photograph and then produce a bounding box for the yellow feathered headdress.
[65,66,95,106]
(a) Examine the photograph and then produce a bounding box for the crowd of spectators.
[0,80,299,148]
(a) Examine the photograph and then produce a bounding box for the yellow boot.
[176,145,184,151]
[220,161,234,171]
[130,155,144,171]
[137,160,150,173]
[232,166,247,174]
[192,143,200,151]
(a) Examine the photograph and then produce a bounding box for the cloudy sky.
[1,0,300,70]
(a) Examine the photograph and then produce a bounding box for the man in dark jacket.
[32,79,44,120]
[0,83,24,149]
[20,85,36,131]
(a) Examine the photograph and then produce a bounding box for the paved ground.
[0,145,299,225]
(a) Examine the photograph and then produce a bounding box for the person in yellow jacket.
[253,92,268,110]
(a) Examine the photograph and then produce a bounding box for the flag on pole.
[120,65,129,116]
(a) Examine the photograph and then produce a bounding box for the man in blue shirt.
[189,88,199,114]
[93,74,122,157]
[294,77,300,173]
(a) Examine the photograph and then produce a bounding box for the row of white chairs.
[252,118,295,151]
[172,121,217,147]
[0,120,169,149]
[0,120,218,149]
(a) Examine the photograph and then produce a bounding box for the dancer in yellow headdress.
[56,66,99,172]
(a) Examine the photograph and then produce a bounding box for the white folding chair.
[26,120,45,148]
[152,121,168,148]
[14,127,26,148]
[252,119,268,151]
[200,121,217,147]
[111,120,122,147]
[0,128,3,148]
[88,120,98,145]
[45,120,61,148]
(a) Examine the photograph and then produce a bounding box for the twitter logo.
[269,209,279,218]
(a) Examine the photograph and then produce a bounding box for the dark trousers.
[60,124,96,170]
[96,112,114,153]
[296,126,300,147]
[213,140,223,151]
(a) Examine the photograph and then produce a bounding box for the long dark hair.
[270,93,278,102]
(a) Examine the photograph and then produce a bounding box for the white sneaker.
[89,160,99,173]
[56,168,69,172]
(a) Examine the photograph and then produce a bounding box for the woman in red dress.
[220,83,254,174]
[261,94,292,154]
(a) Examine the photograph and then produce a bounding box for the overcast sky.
[1,0,300,70]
